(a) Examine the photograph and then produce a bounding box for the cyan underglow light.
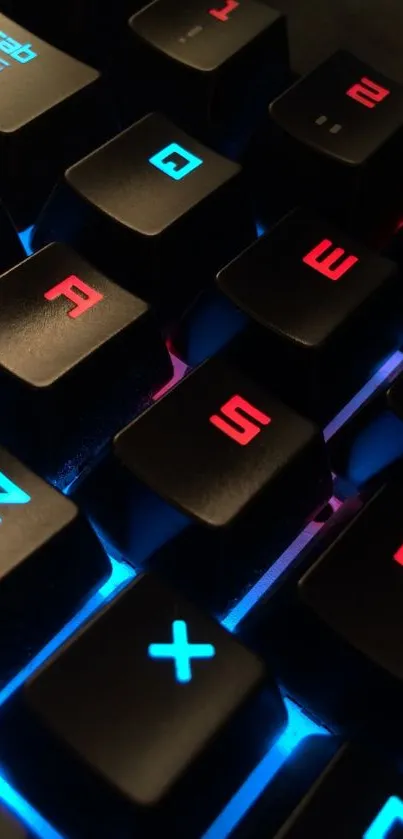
[201,697,330,839]
[18,225,34,255]
[0,774,65,838]
[0,557,135,707]
[363,795,403,838]
[324,350,403,442]
[222,518,323,631]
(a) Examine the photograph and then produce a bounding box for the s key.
[0,446,109,682]
[129,0,289,157]
[269,51,403,234]
[32,113,254,317]
[0,15,110,227]
[78,353,332,605]
[0,243,172,487]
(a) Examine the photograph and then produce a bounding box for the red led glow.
[209,394,271,445]
[393,543,403,566]
[346,77,390,109]
[44,276,103,318]
[302,239,359,281]
[209,0,239,22]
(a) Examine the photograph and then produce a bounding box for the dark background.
[273,0,403,80]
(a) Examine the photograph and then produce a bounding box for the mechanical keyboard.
[1,1,403,836]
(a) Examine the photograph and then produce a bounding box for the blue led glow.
[0,557,135,707]
[324,350,403,442]
[0,471,30,522]
[363,795,403,838]
[149,143,203,180]
[148,619,215,683]
[18,225,34,256]
[201,697,329,839]
[0,775,64,838]
[222,518,324,632]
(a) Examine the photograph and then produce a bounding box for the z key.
[0,445,109,682]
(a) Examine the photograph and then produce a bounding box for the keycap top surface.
[130,0,282,72]
[66,113,241,236]
[0,243,149,387]
[25,573,270,806]
[270,50,403,166]
[217,209,398,348]
[0,13,98,133]
[0,446,77,579]
[300,481,403,681]
[114,355,321,527]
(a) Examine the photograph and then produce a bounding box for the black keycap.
[0,445,109,680]
[0,806,28,838]
[78,353,331,597]
[0,200,25,272]
[217,208,402,423]
[0,2,139,68]
[0,242,172,487]
[275,744,403,839]
[21,573,285,836]
[269,51,403,233]
[129,0,289,157]
[297,481,403,712]
[32,113,254,317]
[0,13,109,226]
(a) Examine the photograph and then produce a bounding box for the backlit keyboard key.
[0,14,106,226]
[0,243,171,486]
[79,354,331,589]
[269,51,403,232]
[275,745,403,839]
[297,481,403,713]
[32,113,254,316]
[21,573,285,835]
[129,0,289,156]
[217,208,402,422]
[0,446,109,680]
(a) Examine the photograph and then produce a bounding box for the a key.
[129,0,289,157]
[0,445,109,681]
[269,51,403,234]
[216,208,402,423]
[19,573,285,836]
[274,744,403,839]
[0,201,25,272]
[0,242,172,487]
[76,353,331,606]
[32,113,254,317]
[0,13,109,226]
[295,481,403,718]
